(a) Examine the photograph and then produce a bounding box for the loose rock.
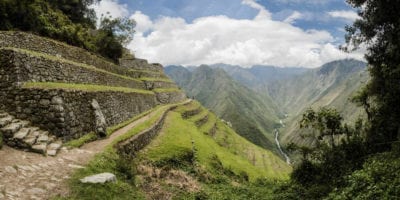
[80,173,117,184]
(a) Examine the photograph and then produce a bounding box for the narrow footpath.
[0,103,181,200]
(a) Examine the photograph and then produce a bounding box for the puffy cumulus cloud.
[328,10,360,22]
[90,0,129,24]
[128,1,364,68]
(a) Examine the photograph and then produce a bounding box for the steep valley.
[166,59,368,155]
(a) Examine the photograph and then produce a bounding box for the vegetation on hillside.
[165,65,282,153]
[274,0,400,198]
[59,102,291,199]
[0,0,135,62]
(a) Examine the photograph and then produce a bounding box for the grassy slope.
[57,101,290,200]
[165,65,281,153]
[58,103,182,200]
[142,102,291,181]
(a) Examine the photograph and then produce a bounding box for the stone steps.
[0,111,62,156]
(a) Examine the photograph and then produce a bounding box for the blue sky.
[92,0,364,68]
[120,0,355,42]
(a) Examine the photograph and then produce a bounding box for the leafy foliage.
[327,152,400,200]
[344,0,400,148]
[0,0,135,62]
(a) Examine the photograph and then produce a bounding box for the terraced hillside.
[0,31,185,155]
[63,100,290,199]
[143,101,290,179]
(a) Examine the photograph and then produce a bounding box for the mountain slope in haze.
[165,65,281,152]
[166,59,368,153]
[209,63,308,93]
[274,59,368,146]
[208,60,368,147]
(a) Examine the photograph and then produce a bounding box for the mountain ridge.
[166,59,368,150]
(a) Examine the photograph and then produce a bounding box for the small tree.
[300,107,343,147]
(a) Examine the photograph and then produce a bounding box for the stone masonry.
[0,31,186,149]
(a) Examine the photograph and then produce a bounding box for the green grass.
[62,150,145,200]
[129,69,164,75]
[142,105,291,182]
[139,77,174,83]
[22,82,154,95]
[64,132,97,148]
[174,100,201,113]
[153,88,181,93]
[187,109,208,123]
[108,104,172,149]
[61,102,188,200]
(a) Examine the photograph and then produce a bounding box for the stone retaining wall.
[117,105,177,159]
[119,58,163,72]
[0,49,146,90]
[182,107,202,119]
[155,91,186,104]
[195,114,209,127]
[0,31,165,76]
[0,88,157,141]
[143,80,178,90]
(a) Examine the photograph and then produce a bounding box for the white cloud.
[328,10,359,22]
[130,11,153,33]
[283,11,303,24]
[90,0,129,25]
[125,0,364,68]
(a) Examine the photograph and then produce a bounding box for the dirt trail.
[0,107,162,200]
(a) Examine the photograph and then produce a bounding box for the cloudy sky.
[91,0,364,68]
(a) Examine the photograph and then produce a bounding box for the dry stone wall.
[0,48,146,89]
[0,88,157,141]
[143,80,178,90]
[0,31,165,78]
[156,91,186,104]
[119,58,163,72]
[0,31,186,142]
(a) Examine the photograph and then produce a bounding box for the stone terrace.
[0,31,186,154]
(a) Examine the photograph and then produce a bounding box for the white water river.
[274,128,291,164]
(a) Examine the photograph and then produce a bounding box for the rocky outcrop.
[0,111,62,156]
[91,99,107,137]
